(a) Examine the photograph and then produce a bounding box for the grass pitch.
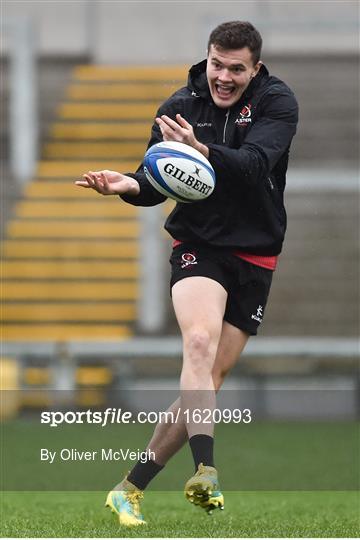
[1,490,359,537]
[1,419,359,537]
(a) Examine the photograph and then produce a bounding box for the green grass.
[1,490,359,537]
[2,420,358,490]
[1,419,359,536]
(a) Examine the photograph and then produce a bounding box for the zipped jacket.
[122,60,299,255]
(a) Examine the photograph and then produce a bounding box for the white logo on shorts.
[181,252,197,269]
[251,304,263,323]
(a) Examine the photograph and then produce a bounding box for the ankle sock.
[127,458,164,490]
[189,434,214,471]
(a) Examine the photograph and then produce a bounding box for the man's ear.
[252,61,262,77]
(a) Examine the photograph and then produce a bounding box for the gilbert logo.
[163,163,212,196]
[235,104,252,126]
[251,304,263,323]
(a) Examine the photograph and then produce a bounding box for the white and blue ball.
[143,141,215,203]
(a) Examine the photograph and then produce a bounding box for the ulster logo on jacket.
[235,104,252,126]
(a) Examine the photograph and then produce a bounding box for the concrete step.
[49,122,150,140]
[1,260,138,279]
[72,65,188,81]
[35,160,138,177]
[42,142,146,159]
[5,219,139,238]
[66,83,179,101]
[1,239,138,258]
[1,281,138,300]
[1,302,136,322]
[1,323,131,341]
[23,181,116,199]
[57,102,159,120]
[14,200,138,219]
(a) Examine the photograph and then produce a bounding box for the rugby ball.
[143,141,215,203]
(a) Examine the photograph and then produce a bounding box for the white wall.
[94,0,359,63]
[2,0,90,55]
[93,1,262,64]
[2,0,358,62]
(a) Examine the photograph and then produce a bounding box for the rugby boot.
[199,489,225,514]
[184,463,224,514]
[105,478,146,526]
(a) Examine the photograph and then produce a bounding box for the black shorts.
[169,244,273,336]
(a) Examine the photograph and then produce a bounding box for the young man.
[76,21,298,526]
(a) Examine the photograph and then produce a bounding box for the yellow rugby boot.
[199,490,225,514]
[105,478,146,527]
[184,463,224,513]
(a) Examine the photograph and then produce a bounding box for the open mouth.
[215,83,236,98]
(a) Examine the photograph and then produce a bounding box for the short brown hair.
[208,21,262,65]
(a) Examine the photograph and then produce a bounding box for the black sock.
[189,434,214,471]
[127,458,164,490]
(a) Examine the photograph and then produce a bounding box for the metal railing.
[2,336,358,359]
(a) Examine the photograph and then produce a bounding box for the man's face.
[206,44,261,108]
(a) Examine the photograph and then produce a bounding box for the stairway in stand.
[1,64,187,341]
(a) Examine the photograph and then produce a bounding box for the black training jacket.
[122,60,298,255]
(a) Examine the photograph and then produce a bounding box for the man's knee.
[184,328,213,359]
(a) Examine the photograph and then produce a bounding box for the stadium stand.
[1,56,358,339]
[0,56,358,411]
[1,64,190,341]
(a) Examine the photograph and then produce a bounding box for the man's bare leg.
[171,276,227,453]
[145,321,249,465]
[113,320,249,493]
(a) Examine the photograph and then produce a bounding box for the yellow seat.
[66,83,179,101]
[2,261,138,279]
[6,220,139,239]
[1,302,136,322]
[1,240,138,258]
[76,366,113,386]
[24,181,105,198]
[36,160,139,178]
[50,122,151,140]
[15,201,139,219]
[1,63,185,342]
[2,324,131,340]
[58,103,158,120]
[73,64,187,81]
[43,142,147,159]
[1,281,138,300]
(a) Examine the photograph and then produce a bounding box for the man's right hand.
[75,170,140,196]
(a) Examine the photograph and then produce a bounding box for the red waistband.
[233,251,278,270]
[172,240,278,271]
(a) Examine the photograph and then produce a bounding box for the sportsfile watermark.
[40,447,156,464]
[40,407,252,427]
[1,388,358,491]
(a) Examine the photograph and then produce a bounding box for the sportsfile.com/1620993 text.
[40,408,252,427]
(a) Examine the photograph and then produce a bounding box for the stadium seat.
[1,65,187,342]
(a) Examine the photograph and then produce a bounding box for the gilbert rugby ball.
[143,141,215,203]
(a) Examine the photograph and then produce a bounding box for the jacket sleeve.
[207,89,299,188]
[120,94,184,207]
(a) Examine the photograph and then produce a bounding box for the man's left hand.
[155,114,209,159]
